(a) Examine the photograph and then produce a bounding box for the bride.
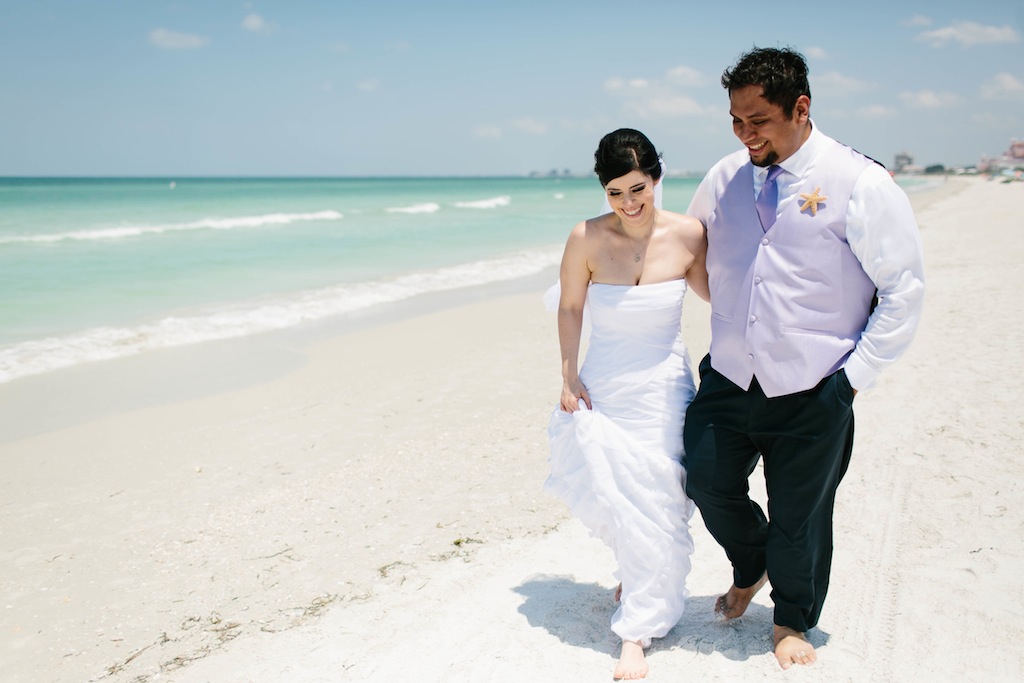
[545,128,708,679]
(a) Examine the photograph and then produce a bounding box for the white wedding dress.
[545,278,696,646]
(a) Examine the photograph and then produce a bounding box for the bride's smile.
[604,170,658,230]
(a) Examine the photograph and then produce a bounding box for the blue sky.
[2,1,1021,176]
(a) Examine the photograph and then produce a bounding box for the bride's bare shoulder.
[658,211,706,258]
[660,210,704,235]
[574,212,619,238]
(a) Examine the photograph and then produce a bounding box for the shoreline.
[4,175,1022,682]
[0,265,560,444]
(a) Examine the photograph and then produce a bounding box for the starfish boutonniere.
[799,187,828,216]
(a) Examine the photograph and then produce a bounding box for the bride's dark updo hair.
[594,128,663,187]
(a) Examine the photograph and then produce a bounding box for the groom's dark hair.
[722,47,811,118]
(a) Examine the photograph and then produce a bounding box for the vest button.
[761,237,770,246]
[749,315,758,323]
[754,276,762,285]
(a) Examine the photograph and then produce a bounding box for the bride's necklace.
[624,213,656,262]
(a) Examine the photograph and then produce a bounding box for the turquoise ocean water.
[0,176,701,384]
[0,174,933,385]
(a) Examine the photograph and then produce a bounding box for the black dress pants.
[683,354,855,633]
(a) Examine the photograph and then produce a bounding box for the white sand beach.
[2,176,1023,682]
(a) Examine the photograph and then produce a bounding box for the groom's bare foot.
[613,640,648,680]
[614,582,622,603]
[773,625,816,669]
[715,572,768,619]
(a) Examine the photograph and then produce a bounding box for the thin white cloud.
[555,115,614,137]
[357,78,380,92]
[980,72,1024,100]
[330,41,350,52]
[899,89,959,108]
[604,78,650,93]
[855,105,897,119]
[903,15,931,28]
[604,77,626,92]
[972,112,1018,128]
[665,65,702,86]
[512,118,548,135]
[386,41,412,51]
[917,21,1020,47]
[473,125,502,140]
[804,46,828,60]
[812,71,874,95]
[242,14,272,34]
[634,95,704,118]
[149,28,208,50]
[605,69,710,120]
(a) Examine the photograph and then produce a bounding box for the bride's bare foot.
[773,625,816,669]
[715,572,768,619]
[613,640,648,680]
[614,582,622,603]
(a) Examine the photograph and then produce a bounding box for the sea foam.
[0,210,343,245]
[0,246,562,384]
[452,196,511,209]
[385,203,441,214]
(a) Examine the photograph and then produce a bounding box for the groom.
[683,47,925,669]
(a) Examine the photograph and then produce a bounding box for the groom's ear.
[793,95,811,124]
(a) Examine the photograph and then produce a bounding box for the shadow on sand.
[513,574,830,661]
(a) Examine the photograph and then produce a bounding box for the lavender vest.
[706,140,875,397]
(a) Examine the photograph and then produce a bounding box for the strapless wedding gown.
[546,278,696,646]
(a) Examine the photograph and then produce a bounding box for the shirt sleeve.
[843,164,926,391]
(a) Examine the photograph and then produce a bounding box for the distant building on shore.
[528,168,574,178]
[893,151,924,174]
[979,138,1024,173]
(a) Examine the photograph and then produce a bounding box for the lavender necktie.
[756,165,783,231]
